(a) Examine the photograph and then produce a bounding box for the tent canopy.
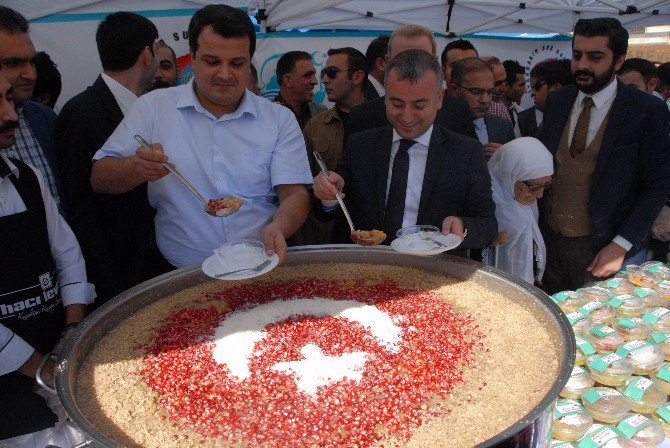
[8,0,670,37]
[258,0,670,37]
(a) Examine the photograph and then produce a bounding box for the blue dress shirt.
[473,117,489,144]
[94,81,312,267]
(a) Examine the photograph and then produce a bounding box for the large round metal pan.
[55,245,575,447]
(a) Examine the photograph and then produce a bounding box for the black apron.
[0,158,64,439]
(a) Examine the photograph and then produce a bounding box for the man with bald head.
[345,24,477,143]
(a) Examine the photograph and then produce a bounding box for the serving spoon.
[312,151,386,246]
[134,135,239,217]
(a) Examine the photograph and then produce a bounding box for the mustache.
[0,120,18,132]
[151,78,172,90]
[573,70,595,79]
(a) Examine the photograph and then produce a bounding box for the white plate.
[202,252,279,280]
[390,232,463,256]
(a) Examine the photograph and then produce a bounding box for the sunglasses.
[455,84,495,97]
[320,66,356,80]
[523,179,553,192]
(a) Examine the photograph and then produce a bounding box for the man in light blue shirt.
[91,5,312,267]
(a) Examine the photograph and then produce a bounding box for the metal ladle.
[133,135,238,217]
[312,151,386,246]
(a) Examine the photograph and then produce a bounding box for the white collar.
[101,73,138,115]
[177,79,257,121]
[576,76,617,110]
[0,153,19,179]
[392,125,433,147]
[472,117,486,130]
[368,74,385,96]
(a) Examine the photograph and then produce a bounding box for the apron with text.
[0,158,64,439]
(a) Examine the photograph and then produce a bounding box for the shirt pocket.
[312,138,341,168]
[239,147,274,197]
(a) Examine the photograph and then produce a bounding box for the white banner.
[26,10,572,110]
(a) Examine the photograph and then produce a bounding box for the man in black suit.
[538,18,670,292]
[449,57,514,159]
[363,35,389,101]
[54,12,166,304]
[518,59,572,137]
[344,24,477,145]
[313,49,497,257]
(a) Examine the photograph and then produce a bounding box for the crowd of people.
[0,3,669,444]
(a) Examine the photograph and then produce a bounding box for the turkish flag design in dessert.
[139,278,484,447]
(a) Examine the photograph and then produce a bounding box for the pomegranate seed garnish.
[139,279,483,447]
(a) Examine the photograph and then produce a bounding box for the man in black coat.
[344,24,477,146]
[54,12,168,304]
[537,18,670,292]
[313,50,497,257]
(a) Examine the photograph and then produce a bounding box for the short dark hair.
[188,5,256,58]
[327,47,367,78]
[451,57,492,86]
[573,18,629,59]
[618,57,658,83]
[276,51,312,86]
[503,60,524,85]
[157,39,177,66]
[386,49,443,89]
[441,39,478,67]
[32,51,61,108]
[658,62,670,87]
[96,12,158,72]
[530,59,573,87]
[365,35,390,71]
[0,6,29,34]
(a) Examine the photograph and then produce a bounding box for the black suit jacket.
[517,106,539,137]
[54,75,163,303]
[331,125,497,256]
[538,80,670,254]
[344,94,477,147]
[363,78,381,102]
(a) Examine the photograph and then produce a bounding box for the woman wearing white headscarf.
[487,137,554,284]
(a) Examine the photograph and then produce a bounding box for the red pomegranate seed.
[139,278,483,447]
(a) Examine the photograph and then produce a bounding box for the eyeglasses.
[522,179,553,192]
[320,66,356,80]
[533,80,548,91]
[455,84,495,97]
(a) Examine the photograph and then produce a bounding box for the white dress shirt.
[535,109,544,127]
[386,126,432,229]
[95,81,313,267]
[472,117,489,144]
[510,103,523,138]
[101,73,138,117]
[568,77,617,148]
[368,74,385,97]
[567,77,632,251]
[0,155,95,375]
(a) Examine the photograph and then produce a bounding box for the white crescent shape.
[212,298,402,381]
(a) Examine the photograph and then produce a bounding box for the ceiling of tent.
[5,0,259,21]
[259,0,670,36]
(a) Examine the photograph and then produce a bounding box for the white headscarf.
[487,137,554,284]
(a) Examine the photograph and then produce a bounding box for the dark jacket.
[54,75,163,303]
[330,124,497,257]
[22,100,65,208]
[517,106,539,137]
[483,113,515,144]
[538,80,670,254]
